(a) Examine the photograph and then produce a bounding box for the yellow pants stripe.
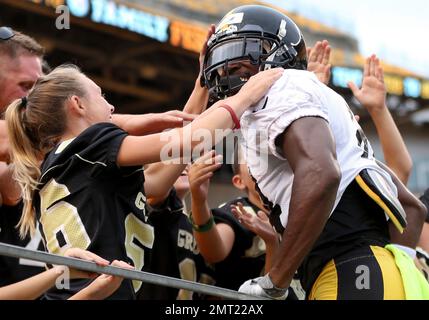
[308,260,338,300]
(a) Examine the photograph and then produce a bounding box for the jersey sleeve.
[75,122,129,173]
[264,73,330,159]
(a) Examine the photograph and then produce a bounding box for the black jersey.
[0,202,44,287]
[211,197,266,291]
[34,123,154,300]
[139,189,214,300]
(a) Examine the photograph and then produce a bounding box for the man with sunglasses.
[0,26,45,287]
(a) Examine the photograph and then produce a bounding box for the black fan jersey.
[0,202,44,287]
[211,197,266,291]
[139,189,214,300]
[34,123,154,300]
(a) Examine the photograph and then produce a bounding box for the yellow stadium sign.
[169,20,207,53]
[422,81,429,100]
[384,75,404,96]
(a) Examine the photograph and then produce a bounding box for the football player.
[202,5,428,299]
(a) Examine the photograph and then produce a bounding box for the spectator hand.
[307,40,331,85]
[62,247,109,279]
[188,150,222,204]
[348,54,386,113]
[144,111,198,134]
[231,202,278,244]
[228,68,284,108]
[84,260,134,300]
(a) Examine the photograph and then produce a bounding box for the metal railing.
[0,242,268,300]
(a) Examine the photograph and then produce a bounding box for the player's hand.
[228,68,284,108]
[348,54,387,114]
[231,203,278,244]
[188,150,222,204]
[307,40,331,85]
[239,274,288,300]
[61,247,109,279]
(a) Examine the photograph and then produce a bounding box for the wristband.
[219,105,241,129]
[188,211,215,232]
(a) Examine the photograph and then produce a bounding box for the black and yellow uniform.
[300,179,405,299]
[34,123,154,300]
[0,202,44,287]
[138,189,214,300]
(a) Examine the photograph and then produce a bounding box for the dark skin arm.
[269,117,341,288]
[376,160,426,248]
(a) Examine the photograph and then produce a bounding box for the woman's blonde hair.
[5,65,87,237]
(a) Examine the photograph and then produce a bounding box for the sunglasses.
[0,27,14,40]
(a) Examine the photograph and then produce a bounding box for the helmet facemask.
[202,5,308,102]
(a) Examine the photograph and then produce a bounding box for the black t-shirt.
[0,202,44,287]
[420,188,429,223]
[139,189,214,300]
[211,197,266,291]
[34,123,153,300]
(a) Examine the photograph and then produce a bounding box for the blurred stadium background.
[1,0,428,204]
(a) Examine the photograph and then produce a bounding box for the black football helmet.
[202,5,307,101]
